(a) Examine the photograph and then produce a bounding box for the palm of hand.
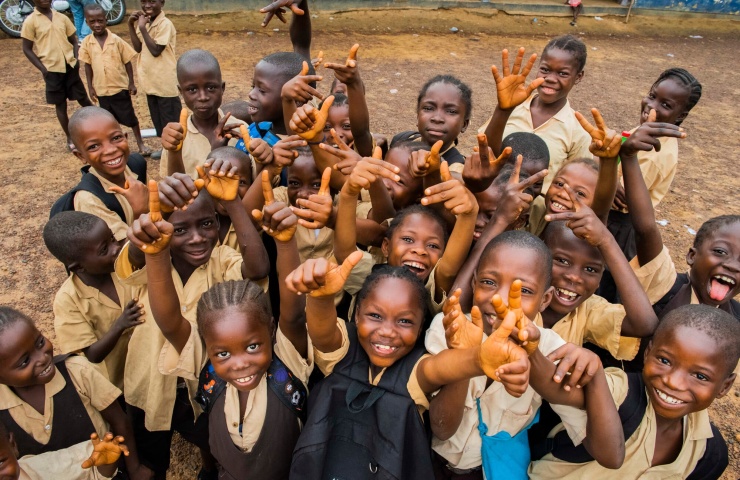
[205,175,239,202]
[89,442,123,466]
[480,334,527,380]
[497,75,531,110]
[451,320,483,350]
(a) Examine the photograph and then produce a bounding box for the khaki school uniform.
[630,246,680,305]
[18,440,114,479]
[273,186,335,263]
[53,273,142,390]
[525,195,548,237]
[160,110,249,178]
[114,242,244,431]
[159,320,313,451]
[425,312,587,470]
[20,10,76,73]
[315,319,430,412]
[528,368,719,479]
[135,12,177,97]
[73,166,140,241]
[78,30,137,97]
[617,133,678,211]
[478,95,592,192]
[550,295,641,361]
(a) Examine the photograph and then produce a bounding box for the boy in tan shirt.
[20,0,92,151]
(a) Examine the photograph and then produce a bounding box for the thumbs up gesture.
[162,108,189,152]
[252,170,298,242]
[409,140,443,178]
[128,180,175,254]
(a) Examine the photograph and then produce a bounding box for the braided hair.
[651,68,702,126]
[196,280,273,339]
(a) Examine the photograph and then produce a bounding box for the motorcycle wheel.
[95,0,125,26]
[0,0,33,38]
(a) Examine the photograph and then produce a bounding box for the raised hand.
[128,181,174,254]
[272,135,307,170]
[157,173,204,212]
[312,50,324,70]
[341,147,401,197]
[113,299,145,330]
[211,112,240,149]
[544,183,609,247]
[491,47,544,111]
[284,250,364,297]
[620,108,686,157]
[495,155,547,229]
[546,343,602,391]
[319,128,362,175]
[491,280,540,355]
[81,432,129,469]
[281,61,324,104]
[443,289,484,349]
[161,108,189,151]
[252,170,298,242]
[575,108,622,159]
[324,44,361,85]
[289,96,335,143]
[196,161,240,202]
[293,167,334,229]
[479,306,530,396]
[463,133,511,193]
[109,176,149,217]
[421,161,477,216]
[409,140,443,178]
[260,0,304,27]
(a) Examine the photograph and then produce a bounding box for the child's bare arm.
[422,162,478,301]
[162,109,189,176]
[581,368,625,469]
[127,12,143,52]
[325,44,374,157]
[83,63,97,103]
[21,39,47,75]
[83,300,144,364]
[125,62,136,95]
[484,48,544,155]
[136,15,165,57]
[99,395,152,478]
[289,0,311,59]
[284,252,365,352]
[546,184,658,337]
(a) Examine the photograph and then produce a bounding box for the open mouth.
[654,388,686,406]
[233,374,256,386]
[550,200,570,212]
[247,105,259,115]
[103,156,123,168]
[402,260,427,275]
[186,248,210,261]
[554,287,580,305]
[708,274,736,302]
[371,343,398,356]
[540,86,559,96]
[38,363,53,378]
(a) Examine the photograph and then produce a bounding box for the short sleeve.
[568,127,592,161]
[342,250,375,296]
[118,37,137,64]
[53,289,99,353]
[407,354,432,411]
[73,190,129,241]
[114,242,148,285]
[66,356,122,413]
[63,15,76,37]
[630,245,677,304]
[426,262,446,314]
[604,367,630,407]
[275,326,314,387]
[448,162,464,176]
[158,324,205,381]
[581,297,639,360]
[151,19,174,46]
[18,441,109,480]
[78,41,91,65]
[20,16,35,41]
[424,312,449,355]
[212,245,245,282]
[314,318,350,376]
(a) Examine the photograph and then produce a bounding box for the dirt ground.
[0,7,738,479]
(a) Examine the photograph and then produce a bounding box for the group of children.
[10,0,739,479]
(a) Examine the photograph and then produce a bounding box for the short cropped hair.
[262,52,315,85]
[655,304,740,374]
[177,49,222,82]
[502,132,550,171]
[83,3,104,15]
[208,146,252,183]
[693,215,740,250]
[68,106,118,146]
[479,230,553,287]
[221,100,251,123]
[43,211,106,266]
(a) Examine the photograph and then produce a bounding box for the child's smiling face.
[140,0,163,19]
[72,115,130,183]
[168,193,219,269]
[686,221,740,307]
[355,277,424,369]
[416,82,469,150]
[0,320,55,389]
[643,325,735,420]
[72,219,121,275]
[640,77,690,126]
[382,213,446,282]
[248,61,285,124]
[324,104,353,147]
[545,162,597,217]
[203,306,273,393]
[536,47,584,105]
[178,65,225,121]
[382,147,423,212]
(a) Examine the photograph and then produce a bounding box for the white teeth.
[655,388,685,405]
[235,375,255,384]
[715,275,736,286]
[104,157,123,167]
[556,287,578,300]
[403,261,425,271]
[40,364,52,375]
[373,344,397,353]
[551,201,569,211]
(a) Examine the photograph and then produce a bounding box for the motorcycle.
[0,0,126,37]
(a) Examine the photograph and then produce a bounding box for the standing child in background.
[67,0,91,41]
[21,0,92,151]
[482,38,591,192]
[80,3,151,156]
[566,0,582,26]
[128,0,181,160]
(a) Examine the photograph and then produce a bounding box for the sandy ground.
[0,7,738,479]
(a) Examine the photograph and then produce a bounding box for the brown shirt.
[78,30,137,97]
[21,9,76,73]
[135,12,177,97]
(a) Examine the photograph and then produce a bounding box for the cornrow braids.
[196,280,273,339]
[417,75,473,123]
[556,157,599,177]
[651,68,702,126]
[542,34,587,73]
[385,204,450,245]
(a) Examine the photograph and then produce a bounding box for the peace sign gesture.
[462,133,511,193]
[289,96,335,143]
[495,155,548,229]
[252,170,298,242]
[544,182,609,247]
[490,279,540,355]
[409,140,443,178]
[491,48,544,111]
[284,250,365,297]
[292,167,334,229]
[575,108,622,159]
[128,181,174,254]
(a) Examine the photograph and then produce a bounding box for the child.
[285,257,534,478]
[482,38,591,191]
[160,49,246,178]
[134,175,308,479]
[68,106,148,242]
[0,307,151,479]
[426,231,623,478]
[529,304,738,479]
[44,211,144,390]
[116,174,269,478]
[128,0,181,160]
[566,0,582,26]
[21,0,92,151]
[79,3,151,156]
[501,131,551,198]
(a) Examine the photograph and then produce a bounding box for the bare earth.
[0,8,738,479]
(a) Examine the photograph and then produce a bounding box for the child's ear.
[685,247,697,267]
[460,118,470,134]
[539,286,554,312]
[381,237,390,258]
[643,339,654,364]
[470,270,477,294]
[72,147,86,164]
[221,81,226,92]
[717,372,737,399]
[574,70,585,85]
[68,261,83,274]
[177,84,182,95]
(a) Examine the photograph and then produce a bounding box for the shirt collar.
[0,365,66,410]
[522,94,573,124]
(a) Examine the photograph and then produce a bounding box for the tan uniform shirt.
[274,186,335,262]
[53,273,142,390]
[315,319,430,412]
[528,368,718,479]
[78,30,137,97]
[18,440,114,479]
[0,356,121,444]
[479,95,592,192]
[21,9,76,73]
[159,110,247,178]
[425,312,587,470]
[159,320,312,452]
[114,242,244,431]
[525,195,548,237]
[550,295,641,361]
[617,133,678,211]
[73,166,140,241]
[135,12,177,97]
[630,245,679,305]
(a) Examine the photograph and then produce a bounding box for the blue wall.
[636,0,740,13]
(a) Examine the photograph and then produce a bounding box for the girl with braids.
[482,35,592,192]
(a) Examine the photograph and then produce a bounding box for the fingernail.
[554,375,560,382]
